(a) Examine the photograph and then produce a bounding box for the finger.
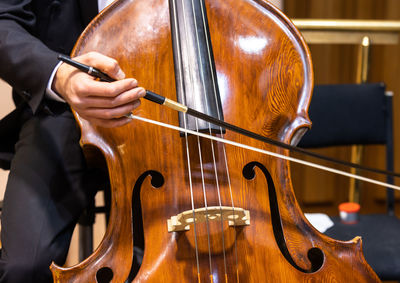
[74,51,126,80]
[76,77,141,98]
[76,87,146,109]
[79,100,141,120]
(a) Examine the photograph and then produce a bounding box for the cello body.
[51,0,380,282]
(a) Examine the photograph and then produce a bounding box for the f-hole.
[243,161,324,273]
[126,170,164,282]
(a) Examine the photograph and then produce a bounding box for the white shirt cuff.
[46,61,66,103]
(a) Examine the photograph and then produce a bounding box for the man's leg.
[0,104,105,282]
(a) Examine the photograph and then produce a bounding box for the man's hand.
[53,51,145,127]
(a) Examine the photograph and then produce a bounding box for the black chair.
[78,179,144,270]
[78,184,111,261]
[298,83,399,280]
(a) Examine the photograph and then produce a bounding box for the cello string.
[194,118,215,275]
[171,0,201,275]
[191,0,229,274]
[130,115,400,191]
[183,115,202,277]
[197,0,239,277]
[181,0,214,275]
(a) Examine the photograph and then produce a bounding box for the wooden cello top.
[51,0,380,282]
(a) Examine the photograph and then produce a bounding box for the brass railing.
[293,19,400,44]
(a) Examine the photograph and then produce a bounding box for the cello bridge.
[167,206,250,232]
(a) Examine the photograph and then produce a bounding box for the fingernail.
[124,112,134,119]
[116,69,126,80]
[139,88,146,96]
[131,79,138,87]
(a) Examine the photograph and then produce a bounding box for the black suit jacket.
[0,0,98,169]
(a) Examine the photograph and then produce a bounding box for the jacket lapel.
[79,0,98,26]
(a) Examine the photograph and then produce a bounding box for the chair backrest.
[298,83,395,214]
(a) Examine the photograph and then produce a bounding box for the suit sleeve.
[0,0,60,113]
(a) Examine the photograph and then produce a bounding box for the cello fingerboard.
[169,0,224,133]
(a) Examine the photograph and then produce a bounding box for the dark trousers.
[0,102,105,282]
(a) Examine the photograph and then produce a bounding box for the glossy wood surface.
[51,0,380,282]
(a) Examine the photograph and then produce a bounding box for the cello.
[51,0,381,282]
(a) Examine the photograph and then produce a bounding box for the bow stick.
[58,54,400,179]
